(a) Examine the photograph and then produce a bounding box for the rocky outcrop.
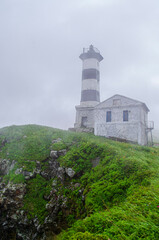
[42,149,73,181]
[0,182,30,239]
[0,144,83,240]
[0,179,66,239]
[0,159,16,175]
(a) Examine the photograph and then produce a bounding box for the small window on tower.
[123,110,128,121]
[106,111,111,122]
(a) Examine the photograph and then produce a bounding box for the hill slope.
[0,125,159,240]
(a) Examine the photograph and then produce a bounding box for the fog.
[0,0,159,129]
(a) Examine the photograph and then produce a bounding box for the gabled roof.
[95,94,149,112]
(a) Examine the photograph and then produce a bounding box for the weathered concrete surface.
[94,95,149,145]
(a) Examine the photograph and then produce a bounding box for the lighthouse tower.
[74,45,103,130]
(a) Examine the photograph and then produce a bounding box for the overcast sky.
[0,0,159,130]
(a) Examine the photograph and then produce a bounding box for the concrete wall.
[95,122,139,142]
[94,100,148,145]
[74,106,95,128]
[83,58,99,70]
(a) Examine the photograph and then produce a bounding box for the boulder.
[65,168,75,178]
[52,138,62,144]
[0,159,16,175]
[58,149,67,156]
[57,167,65,181]
[50,151,58,159]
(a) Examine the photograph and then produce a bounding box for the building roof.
[95,94,150,112]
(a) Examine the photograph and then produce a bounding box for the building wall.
[74,93,149,145]
[95,122,139,142]
[74,106,94,129]
[94,104,148,145]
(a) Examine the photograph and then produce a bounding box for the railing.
[83,45,100,54]
[147,121,154,130]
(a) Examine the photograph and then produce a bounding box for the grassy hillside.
[0,125,159,239]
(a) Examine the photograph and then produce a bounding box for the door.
[81,117,87,127]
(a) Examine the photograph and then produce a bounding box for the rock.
[52,180,57,186]
[10,160,16,171]
[0,182,28,239]
[79,188,84,194]
[23,170,34,177]
[0,147,85,239]
[50,151,58,159]
[74,183,81,188]
[37,224,42,232]
[20,210,24,216]
[1,138,7,147]
[57,167,65,172]
[15,168,23,175]
[0,159,16,175]
[57,167,65,181]
[36,161,41,169]
[10,214,17,220]
[0,159,9,175]
[65,168,75,178]
[23,170,35,180]
[52,138,62,144]
[33,217,39,228]
[61,197,67,208]
[33,168,40,174]
[40,171,49,179]
[44,216,54,224]
[33,162,41,174]
[58,149,67,156]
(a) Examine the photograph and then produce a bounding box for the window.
[81,117,87,127]
[123,110,128,121]
[106,111,111,122]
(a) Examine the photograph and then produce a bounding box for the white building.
[74,45,153,145]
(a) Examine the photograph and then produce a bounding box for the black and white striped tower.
[74,45,103,130]
[79,45,103,107]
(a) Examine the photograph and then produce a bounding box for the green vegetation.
[0,124,159,239]
[58,142,106,174]
[23,174,52,222]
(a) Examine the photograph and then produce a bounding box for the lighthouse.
[80,45,103,106]
[71,45,153,145]
[74,45,103,130]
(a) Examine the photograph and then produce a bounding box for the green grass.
[0,124,159,239]
[23,174,52,222]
